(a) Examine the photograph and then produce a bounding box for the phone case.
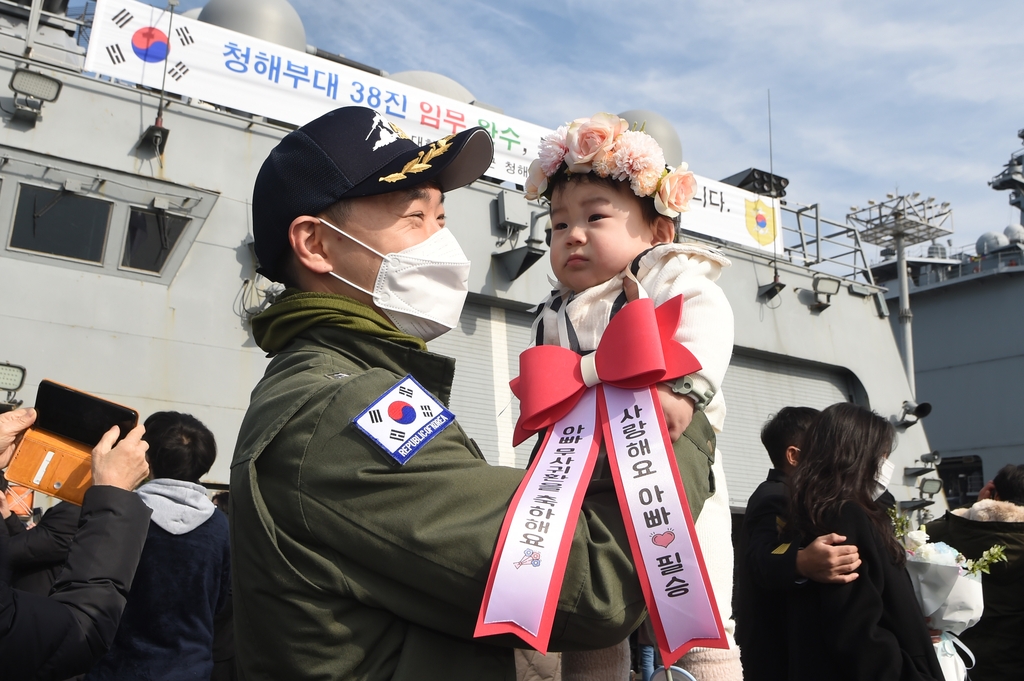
[6,428,94,506]
[4,484,34,517]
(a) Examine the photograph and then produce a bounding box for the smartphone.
[34,380,138,446]
[5,381,138,505]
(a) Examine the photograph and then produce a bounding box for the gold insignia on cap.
[379,135,454,183]
[390,122,410,140]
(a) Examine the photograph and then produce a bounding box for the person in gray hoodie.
[85,411,231,681]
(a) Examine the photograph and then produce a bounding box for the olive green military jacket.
[230,324,716,681]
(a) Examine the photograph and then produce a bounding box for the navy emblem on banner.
[354,375,454,464]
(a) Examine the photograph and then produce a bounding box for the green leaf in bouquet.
[888,506,910,543]
[965,544,1008,576]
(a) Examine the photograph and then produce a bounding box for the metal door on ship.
[717,352,861,509]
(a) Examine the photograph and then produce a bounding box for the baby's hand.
[657,384,694,442]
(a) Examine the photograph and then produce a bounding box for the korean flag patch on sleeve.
[353,375,455,464]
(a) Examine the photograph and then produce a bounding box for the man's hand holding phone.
[0,408,37,470]
[92,424,149,491]
[1,408,149,493]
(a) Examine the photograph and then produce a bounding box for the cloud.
[143,0,1024,247]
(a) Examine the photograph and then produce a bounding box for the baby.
[524,113,741,680]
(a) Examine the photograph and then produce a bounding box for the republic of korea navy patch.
[353,375,455,464]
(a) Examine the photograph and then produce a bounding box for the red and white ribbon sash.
[476,385,726,661]
[601,384,727,665]
[475,388,601,651]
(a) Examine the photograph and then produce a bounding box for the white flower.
[537,125,569,177]
[905,529,930,551]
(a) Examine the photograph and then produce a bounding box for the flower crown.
[524,112,698,218]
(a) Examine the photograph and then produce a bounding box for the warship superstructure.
[0,0,944,516]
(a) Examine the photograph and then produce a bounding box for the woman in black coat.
[785,403,942,681]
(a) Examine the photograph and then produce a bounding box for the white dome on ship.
[198,0,306,52]
[618,109,683,168]
[181,7,203,19]
[388,71,475,104]
[1004,224,1024,244]
[977,231,1009,255]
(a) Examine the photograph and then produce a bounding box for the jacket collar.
[953,499,1024,524]
[295,324,456,407]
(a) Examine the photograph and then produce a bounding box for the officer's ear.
[288,215,334,276]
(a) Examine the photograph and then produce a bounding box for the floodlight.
[809,276,842,311]
[920,478,944,497]
[10,69,62,102]
[8,68,62,125]
[0,363,25,392]
[0,362,26,413]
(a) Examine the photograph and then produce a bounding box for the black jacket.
[787,502,942,681]
[735,468,797,681]
[925,500,1024,681]
[7,501,81,595]
[0,486,152,680]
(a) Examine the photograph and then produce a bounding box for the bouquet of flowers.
[890,509,1007,634]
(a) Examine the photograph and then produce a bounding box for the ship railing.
[878,241,1024,290]
[779,202,876,285]
[0,0,90,63]
[923,248,1023,285]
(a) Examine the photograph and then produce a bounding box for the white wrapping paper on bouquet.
[904,557,984,635]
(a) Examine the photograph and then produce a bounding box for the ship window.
[121,208,190,273]
[9,184,111,263]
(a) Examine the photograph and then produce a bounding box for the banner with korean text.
[678,177,783,254]
[84,0,783,252]
[84,0,549,185]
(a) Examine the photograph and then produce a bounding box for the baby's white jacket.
[531,242,734,433]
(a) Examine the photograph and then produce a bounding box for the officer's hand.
[0,492,11,519]
[0,408,36,470]
[797,533,861,584]
[92,424,150,491]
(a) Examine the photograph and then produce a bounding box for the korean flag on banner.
[354,376,455,465]
[85,0,202,89]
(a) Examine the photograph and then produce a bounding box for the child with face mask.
[522,113,740,680]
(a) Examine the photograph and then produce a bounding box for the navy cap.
[252,106,494,282]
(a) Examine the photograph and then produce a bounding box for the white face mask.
[872,457,895,500]
[320,219,471,342]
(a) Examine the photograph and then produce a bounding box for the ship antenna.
[154,0,178,129]
[768,88,780,284]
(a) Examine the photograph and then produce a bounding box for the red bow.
[511,295,702,446]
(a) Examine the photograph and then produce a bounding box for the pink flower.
[564,113,629,173]
[524,159,548,200]
[607,130,665,197]
[537,125,569,177]
[654,164,698,218]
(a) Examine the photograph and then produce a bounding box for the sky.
[150,0,1024,258]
